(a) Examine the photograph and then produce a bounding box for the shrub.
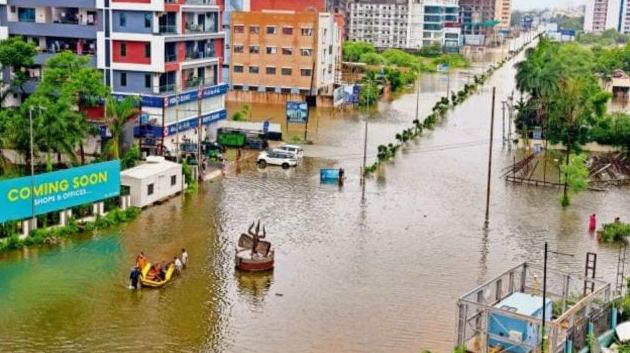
[601,222,630,242]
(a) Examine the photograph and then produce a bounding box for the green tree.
[231,103,252,121]
[381,49,420,69]
[342,41,376,62]
[358,52,386,65]
[121,143,140,170]
[559,153,589,206]
[0,36,37,102]
[104,95,140,160]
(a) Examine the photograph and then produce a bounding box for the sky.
[513,0,584,11]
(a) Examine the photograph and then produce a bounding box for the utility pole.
[29,106,36,231]
[175,87,180,163]
[501,101,506,146]
[508,93,514,151]
[197,84,202,181]
[485,87,496,220]
[415,78,421,126]
[446,72,450,97]
[362,79,370,180]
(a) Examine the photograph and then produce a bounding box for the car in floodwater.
[257,150,297,169]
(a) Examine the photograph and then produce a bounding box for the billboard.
[522,16,533,30]
[0,161,121,223]
[286,101,309,124]
[437,63,450,72]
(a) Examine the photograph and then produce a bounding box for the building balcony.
[7,21,96,39]
[184,0,216,5]
[8,0,94,7]
[159,25,178,34]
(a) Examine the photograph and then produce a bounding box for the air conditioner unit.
[508,330,523,343]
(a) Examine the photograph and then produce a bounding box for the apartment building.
[0,0,228,156]
[347,0,460,50]
[229,10,339,97]
[584,0,622,33]
[495,0,511,29]
[459,0,497,35]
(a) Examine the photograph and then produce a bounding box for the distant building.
[347,0,460,50]
[584,0,622,33]
[229,10,340,97]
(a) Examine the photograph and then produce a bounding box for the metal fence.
[456,262,612,353]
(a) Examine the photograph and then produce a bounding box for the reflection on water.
[1,45,630,353]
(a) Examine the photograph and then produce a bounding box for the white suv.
[257,150,298,169]
[274,144,304,159]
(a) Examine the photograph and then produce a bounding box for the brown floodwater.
[1,45,630,353]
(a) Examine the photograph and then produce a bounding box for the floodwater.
[2,44,630,353]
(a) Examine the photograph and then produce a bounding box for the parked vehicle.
[274,144,303,159]
[257,150,297,169]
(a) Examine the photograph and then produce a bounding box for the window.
[147,183,154,195]
[144,74,151,88]
[171,175,177,186]
[18,8,35,22]
[144,13,151,28]
[249,66,259,74]
[266,46,277,54]
[249,45,260,54]
[234,65,244,73]
[282,47,293,55]
[281,68,292,76]
[120,72,127,86]
[282,27,293,35]
[301,28,313,36]
[265,67,276,75]
[145,43,151,58]
[234,25,244,33]
[266,26,277,35]
[120,43,127,57]
[300,48,312,56]
[120,12,126,27]
[300,69,312,77]
[250,26,260,34]
[234,45,244,53]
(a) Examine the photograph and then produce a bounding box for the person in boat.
[129,266,141,289]
[174,256,183,273]
[154,263,164,281]
[146,264,159,281]
[135,252,147,269]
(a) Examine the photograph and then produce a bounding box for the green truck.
[218,131,247,147]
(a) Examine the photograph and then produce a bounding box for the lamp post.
[28,105,45,230]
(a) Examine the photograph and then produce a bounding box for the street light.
[28,105,46,231]
[541,242,574,349]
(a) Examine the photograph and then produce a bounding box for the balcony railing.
[184,77,215,88]
[185,23,216,33]
[159,83,176,93]
[164,53,177,62]
[184,50,215,61]
[185,0,215,4]
[159,25,177,34]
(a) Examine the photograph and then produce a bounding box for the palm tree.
[104,95,140,160]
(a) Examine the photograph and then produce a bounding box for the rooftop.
[120,157,180,180]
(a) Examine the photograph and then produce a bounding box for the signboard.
[499,29,510,35]
[352,85,361,103]
[522,16,533,30]
[113,83,229,109]
[0,161,121,223]
[133,108,227,138]
[560,29,576,37]
[286,102,309,124]
[262,120,270,134]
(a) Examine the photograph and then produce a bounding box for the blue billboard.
[286,102,309,124]
[113,83,229,109]
[0,161,121,223]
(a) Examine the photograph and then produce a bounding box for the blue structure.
[489,292,552,353]
[320,169,341,182]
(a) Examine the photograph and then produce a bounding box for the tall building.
[347,0,460,50]
[459,0,511,34]
[495,0,512,29]
[584,0,622,33]
[0,0,228,156]
[229,10,339,96]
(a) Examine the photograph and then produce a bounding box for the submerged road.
[1,44,629,352]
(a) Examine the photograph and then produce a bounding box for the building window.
[266,26,277,35]
[234,25,244,33]
[144,13,151,28]
[250,26,260,34]
[301,28,313,36]
[17,8,35,22]
[147,183,154,195]
[249,66,259,74]
[145,43,151,58]
[283,27,293,35]
[300,48,312,56]
[234,45,244,53]
[120,43,127,57]
[282,47,293,55]
[145,74,151,88]
[171,175,176,186]
[266,67,276,75]
[266,46,277,54]
[120,12,126,27]
[249,45,260,54]
[281,68,292,76]
[234,65,244,73]
[120,72,127,86]
[300,69,312,77]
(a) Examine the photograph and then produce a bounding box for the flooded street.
[1,47,630,353]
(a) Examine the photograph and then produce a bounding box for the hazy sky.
[513,0,584,11]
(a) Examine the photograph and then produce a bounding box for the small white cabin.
[121,156,183,208]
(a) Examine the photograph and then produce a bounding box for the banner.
[0,161,121,222]
[333,86,344,107]
[286,102,309,124]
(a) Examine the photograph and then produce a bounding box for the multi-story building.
[0,0,228,156]
[495,0,511,29]
[584,0,622,33]
[229,10,339,98]
[459,0,512,35]
[347,0,460,50]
